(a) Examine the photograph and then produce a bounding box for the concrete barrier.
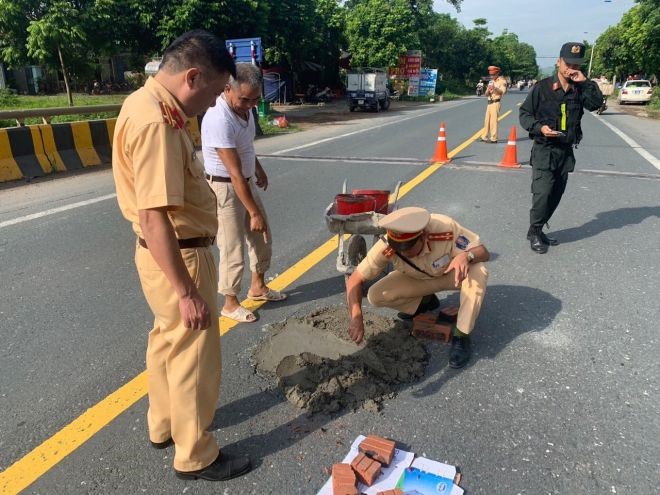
[0,116,202,183]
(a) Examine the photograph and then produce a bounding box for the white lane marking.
[273,106,458,155]
[593,114,660,171]
[0,193,117,229]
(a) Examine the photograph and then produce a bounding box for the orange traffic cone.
[430,122,451,164]
[499,126,520,168]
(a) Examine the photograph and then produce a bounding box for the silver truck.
[346,68,390,112]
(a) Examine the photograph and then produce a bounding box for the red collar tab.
[159,102,185,129]
[427,232,454,241]
[552,82,561,91]
[387,230,423,242]
[382,246,395,258]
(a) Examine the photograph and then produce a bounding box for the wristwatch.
[466,251,475,263]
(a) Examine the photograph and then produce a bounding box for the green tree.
[491,30,538,80]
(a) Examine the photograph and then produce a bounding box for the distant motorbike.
[476,85,484,96]
[596,95,608,115]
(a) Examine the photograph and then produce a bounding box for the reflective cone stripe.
[498,125,520,168]
[431,121,451,164]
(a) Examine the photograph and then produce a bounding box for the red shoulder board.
[428,232,453,241]
[552,82,560,91]
[382,246,395,258]
[159,101,185,129]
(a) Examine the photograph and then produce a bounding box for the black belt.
[487,99,501,104]
[205,174,250,183]
[138,237,214,249]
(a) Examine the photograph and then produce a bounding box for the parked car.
[617,80,653,104]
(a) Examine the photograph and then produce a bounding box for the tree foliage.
[592,0,659,80]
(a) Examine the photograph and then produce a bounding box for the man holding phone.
[519,42,603,253]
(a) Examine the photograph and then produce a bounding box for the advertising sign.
[419,68,438,95]
[407,76,420,96]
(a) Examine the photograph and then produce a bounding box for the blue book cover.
[396,466,456,495]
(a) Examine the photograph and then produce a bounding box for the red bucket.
[351,189,390,213]
[335,194,376,215]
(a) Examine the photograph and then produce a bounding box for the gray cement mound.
[253,306,428,414]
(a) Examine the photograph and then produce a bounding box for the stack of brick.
[331,435,398,494]
[376,490,404,495]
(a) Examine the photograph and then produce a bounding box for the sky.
[432,0,636,69]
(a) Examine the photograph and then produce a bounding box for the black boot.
[398,294,440,320]
[527,227,558,246]
[449,334,472,368]
[528,225,548,254]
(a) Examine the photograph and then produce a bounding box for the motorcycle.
[476,85,484,97]
[596,95,608,115]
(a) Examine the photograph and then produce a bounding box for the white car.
[617,80,653,104]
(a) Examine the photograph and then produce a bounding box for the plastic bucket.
[351,189,390,213]
[335,194,376,215]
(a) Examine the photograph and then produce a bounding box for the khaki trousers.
[136,244,221,471]
[209,180,272,295]
[481,101,501,141]
[367,263,488,334]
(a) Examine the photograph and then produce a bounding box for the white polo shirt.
[201,94,256,178]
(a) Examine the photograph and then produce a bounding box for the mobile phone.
[553,131,566,137]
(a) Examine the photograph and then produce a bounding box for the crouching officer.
[346,207,490,368]
[519,42,603,253]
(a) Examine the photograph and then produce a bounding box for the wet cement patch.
[253,306,428,414]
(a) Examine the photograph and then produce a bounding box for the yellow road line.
[0,113,511,493]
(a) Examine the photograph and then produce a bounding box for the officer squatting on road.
[112,30,252,482]
[480,65,507,143]
[345,207,490,369]
[519,42,603,254]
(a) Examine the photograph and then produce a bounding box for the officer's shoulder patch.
[382,246,395,258]
[455,235,469,250]
[428,231,453,241]
[159,101,185,129]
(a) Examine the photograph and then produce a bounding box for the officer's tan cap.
[379,207,430,242]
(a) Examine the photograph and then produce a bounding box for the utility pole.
[588,43,595,79]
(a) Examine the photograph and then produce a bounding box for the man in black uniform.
[519,42,603,254]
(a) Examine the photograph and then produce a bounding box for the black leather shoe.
[449,335,471,369]
[150,437,173,449]
[529,233,548,253]
[526,231,558,246]
[175,452,252,481]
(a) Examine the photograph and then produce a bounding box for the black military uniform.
[519,42,602,253]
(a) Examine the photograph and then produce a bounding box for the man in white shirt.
[201,63,286,323]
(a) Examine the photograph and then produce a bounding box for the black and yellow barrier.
[0,116,202,183]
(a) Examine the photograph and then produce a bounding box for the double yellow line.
[0,109,512,494]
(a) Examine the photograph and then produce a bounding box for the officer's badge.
[382,246,395,258]
[571,45,581,54]
[432,255,449,270]
[159,102,185,129]
[455,235,469,250]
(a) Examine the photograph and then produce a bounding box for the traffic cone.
[430,122,451,164]
[499,126,520,168]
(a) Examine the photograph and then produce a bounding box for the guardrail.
[0,105,205,183]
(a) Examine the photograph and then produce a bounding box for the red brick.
[412,313,452,342]
[350,452,381,486]
[376,489,404,495]
[332,463,358,495]
[358,435,396,466]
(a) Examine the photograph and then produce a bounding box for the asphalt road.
[1,92,659,494]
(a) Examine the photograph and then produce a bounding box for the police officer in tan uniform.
[112,30,251,481]
[480,65,507,143]
[346,207,490,368]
